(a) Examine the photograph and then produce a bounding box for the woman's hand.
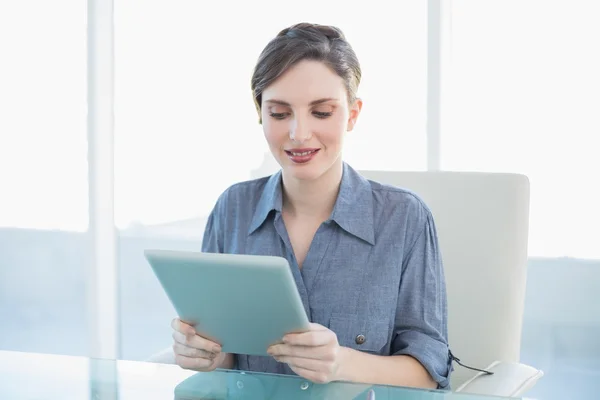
[267,323,347,384]
[171,318,227,372]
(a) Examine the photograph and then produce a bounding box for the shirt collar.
[330,163,375,245]
[248,163,375,245]
[248,171,283,235]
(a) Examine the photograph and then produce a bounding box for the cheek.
[262,120,284,146]
[318,115,347,144]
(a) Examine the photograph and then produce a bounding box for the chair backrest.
[358,170,530,389]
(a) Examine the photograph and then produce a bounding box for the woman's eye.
[313,111,333,119]
[269,112,288,120]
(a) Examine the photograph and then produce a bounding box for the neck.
[281,161,343,219]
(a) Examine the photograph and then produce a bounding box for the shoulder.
[361,176,442,268]
[366,178,434,225]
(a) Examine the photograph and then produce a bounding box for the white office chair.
[358,170,543,397]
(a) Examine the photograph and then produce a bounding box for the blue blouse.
[201,162,452,389]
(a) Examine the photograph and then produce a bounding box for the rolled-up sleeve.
[392,211,453,389]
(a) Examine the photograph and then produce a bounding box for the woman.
[170,22,452,390]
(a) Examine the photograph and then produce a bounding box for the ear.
[346,98,363,132]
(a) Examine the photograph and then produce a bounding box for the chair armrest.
[146,346,176,364]
[455,361,543,397]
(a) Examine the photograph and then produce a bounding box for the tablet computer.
[144,249,310,356]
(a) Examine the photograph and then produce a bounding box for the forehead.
[262,60,347,105]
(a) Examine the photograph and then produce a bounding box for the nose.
[289,116,311,143]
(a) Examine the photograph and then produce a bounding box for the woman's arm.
[268,323,438,389]
[336,347,437,388]
[386,209,452,389]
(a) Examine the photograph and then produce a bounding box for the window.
[440,2,600,398]
[0,1,88,355]
[441,0,600,259]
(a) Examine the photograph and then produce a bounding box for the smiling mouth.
[283,148,320,164]
[284,149,319,156]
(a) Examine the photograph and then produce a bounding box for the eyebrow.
[264,98,338,106]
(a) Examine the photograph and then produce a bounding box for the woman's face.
[261,60,362,182]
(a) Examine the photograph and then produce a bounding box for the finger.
[172,342,217,359]
[275,355,323,371]
[283,329,334,347]
[172,330,221,353]
[282,323,326,341]
[268,344,336,361]
[171,318,195,336]
[175,353,216,370]
[288,365,332,384]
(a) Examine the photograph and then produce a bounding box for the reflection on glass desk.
[0,350,518,399]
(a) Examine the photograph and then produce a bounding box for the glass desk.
[0,350,517,399]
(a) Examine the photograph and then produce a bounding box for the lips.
[284,148,320,164]
[285,148,319,156]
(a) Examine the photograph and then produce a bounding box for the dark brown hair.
[251,22,362,123]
